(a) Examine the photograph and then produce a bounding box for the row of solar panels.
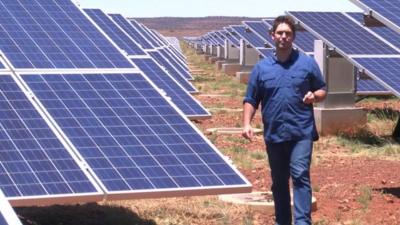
[0,1,253,224]
[186,0,400,97]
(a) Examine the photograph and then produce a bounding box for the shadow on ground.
[15,203,156,225]
[375,187,400,198]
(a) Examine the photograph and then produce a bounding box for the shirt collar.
[271,48,298,64]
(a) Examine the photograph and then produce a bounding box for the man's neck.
[275,48,293,63]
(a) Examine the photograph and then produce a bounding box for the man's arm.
[303,89,327,105]
[242,102,257,140]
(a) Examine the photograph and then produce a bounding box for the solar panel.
[243,21,273,47]
[109,14,154,50]
[83,9,146,56]
[353,57,400,96]
[256,48,275,58]
[357,77,390,95]
[151,29,170,47]
[288,12,400,55]
[221,29,240,47]
[350,0,400,34]
[0,0,132,69]
[131,58,210,118]
[210,32,225,46]
[0,74,102,205]
[347,12,400,49]
[83,9,199,102]
[159,48,192,80]
[148,51,197,93]
[22,73,251,199]
[289,11,400,97]
[230,25,265,48]
[129,20,162,48]
[0,190,22,225]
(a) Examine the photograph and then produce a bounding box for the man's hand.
[242,124,254,140]
[303,91,315,104]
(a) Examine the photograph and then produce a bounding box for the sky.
[76,0,362,18]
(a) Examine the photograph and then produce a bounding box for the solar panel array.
[289,12,399,56]
[0,0,251,210]
[22,73,248,196]
[350,0,400,34]
[0,0,132,69]
[82,8,206,117]
[288,11,400,96]
[0,74,101,203]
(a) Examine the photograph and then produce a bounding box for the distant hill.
[129,16,265,38]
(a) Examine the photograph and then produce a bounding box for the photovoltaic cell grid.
[109,14,154,50]
[352,58,400,96]
[0,75,99,200]
[257,48,275,58]
[0,190,22,225]
[163,47,190,76]
[129,20,161,48]
[357,78,390,94]
[222,28,240,47]
[351,0,400,34]
[22,73,250,194]
[288,12,400,55]
[0,0,132,69]
[131,58,209,118]
[230,25,265,48]
[347,12,400,49]
[210,33,225,46]
[83,9,146,56]
[84,9,201,113]
[159,49,192,80]
[148,51,197,93]
[243,21,273,47]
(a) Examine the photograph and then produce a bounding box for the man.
[242,15,326,225]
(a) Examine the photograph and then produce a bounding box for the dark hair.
[271,15,296,37]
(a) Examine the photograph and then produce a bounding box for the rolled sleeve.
[243,64,262,108]
[309,58,326,92]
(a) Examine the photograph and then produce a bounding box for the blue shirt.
[244,50,326,143]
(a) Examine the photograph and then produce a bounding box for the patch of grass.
[357,186,373,211]
[250,151,266,160]
[226,136,249,144]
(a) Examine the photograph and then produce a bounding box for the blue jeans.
[266,139,313,225]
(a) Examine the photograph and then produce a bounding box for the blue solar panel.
[221,29,240,47]
[159,48,192,80]
[0,190,22,225]
[353,57,400,96]
[351,0,400,34]
[230,25,265,48]
[256,48,275,58]
[148,51,197,93]
[129,20,162,48]
[357,77,390,94]
[288,12,400,55]
[243,21,274,47]
[347,12,400,49]
[131,58,209,118]
[0,75,100,202]
[109,14,154,50]
[210,32,225,46]
[0,0,132,69]
[83,9,146,56]
[0,62,5,69]
[22,73,250,196]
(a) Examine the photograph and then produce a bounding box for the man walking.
[242,15,327,225]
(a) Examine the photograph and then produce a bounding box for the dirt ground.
[195,93,400,225]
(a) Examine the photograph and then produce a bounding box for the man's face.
[271,23,294,50]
